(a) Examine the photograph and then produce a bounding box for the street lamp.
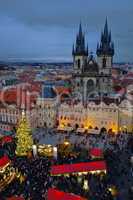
[83,179,89,190]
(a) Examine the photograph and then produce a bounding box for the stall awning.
[47,188,87,200]
[7,197,25,200]
[87,129,99,134]
[90,148,103,157]
[0,155,10,168]
[57,126,73,131]
[2,136,13,145]
[76,128,85,133]
[51,161,107,176]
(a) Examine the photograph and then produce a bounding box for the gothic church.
[72,19,114,102]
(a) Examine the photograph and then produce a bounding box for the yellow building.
[58,99,133,134]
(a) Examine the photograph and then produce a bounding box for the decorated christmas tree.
[16,110,33,156]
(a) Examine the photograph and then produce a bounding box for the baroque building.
[58,99,132,133]
[57,19,132,133]
[72,19,114,102]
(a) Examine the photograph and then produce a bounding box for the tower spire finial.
[72,22,88,56]
[79,21,82,36]
[96,17,114,57]
[104,17,108,36]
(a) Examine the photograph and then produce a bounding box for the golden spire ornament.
[16,110,33,156]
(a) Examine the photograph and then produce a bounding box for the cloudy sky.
[0,0,133,62]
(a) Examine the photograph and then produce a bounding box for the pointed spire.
[79,22,82,37]
[109,31,111,42]
[101,31,104,43]
[72,44,75,55]
[111,41,114,50]
[96,17,114,57]
[72,22,88,56]
[86,44,89,55]
[104,17,108,37]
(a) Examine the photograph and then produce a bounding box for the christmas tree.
[16,110,33,156]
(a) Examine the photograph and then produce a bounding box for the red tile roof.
[0,155,10,168]
[47,188,87,200]
[0,85,39,108]
[51,161,107,175]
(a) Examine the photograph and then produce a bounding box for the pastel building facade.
[58,100,132,133]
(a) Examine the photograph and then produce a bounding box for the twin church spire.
[97,18,114,56]
[72,22,88,56]
[72,18,114,57]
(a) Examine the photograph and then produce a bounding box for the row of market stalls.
[49,146,106,199]
[57,126,100,134]
[50,160,107,176]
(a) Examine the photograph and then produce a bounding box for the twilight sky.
[0,0,133,62]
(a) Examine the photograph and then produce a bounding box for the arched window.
[95,127,99,130]
[80,79,83,86]
[103,58,106,68]
[77,82,80,87]
[77,59,80,69]
[75,124,79,129]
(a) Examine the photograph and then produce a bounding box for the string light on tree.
[16,110,33,156]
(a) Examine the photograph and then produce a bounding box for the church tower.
[97,18,114,95]
[72,23,88,74]
[72,23,88,101]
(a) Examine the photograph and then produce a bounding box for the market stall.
[51,160,107,176]
[47,188,87,200]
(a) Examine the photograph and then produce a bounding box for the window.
[77,59,80,69]
[77,82,80,87]
[103,58,106,68]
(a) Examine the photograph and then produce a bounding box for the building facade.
[0,105,37,131]
[58,99,132,133]
[72,19,114,102]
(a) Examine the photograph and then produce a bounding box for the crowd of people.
[34,128,131,152]
[53,172,114,200]
[0,128,132,200]
[0,156,52,200]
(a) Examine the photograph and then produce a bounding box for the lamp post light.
[83,179,89,191]
[53,147,58,160]
[32,145,37,157]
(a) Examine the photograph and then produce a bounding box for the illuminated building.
[58,99,133,133]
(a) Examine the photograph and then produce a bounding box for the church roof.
[83,54,99,74]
